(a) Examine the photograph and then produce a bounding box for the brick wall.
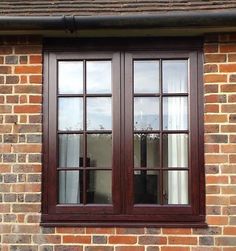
[0,34,236,251]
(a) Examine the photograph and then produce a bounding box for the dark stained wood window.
[42,38,206,227]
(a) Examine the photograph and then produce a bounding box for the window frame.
[42,38,206,227]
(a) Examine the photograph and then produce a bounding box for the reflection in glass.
[59,171,83,204]
[134,97,159,130]
[87,134,112,167]
[87,171,112,204]
[163,171,188,204]
[87,61,112,94]
[58,98,83,131]
[58,61,83,94]
[59,134,83,168]
[163,97,188,130]
[163,60,188,93]
[134,134,160,168]
[134,60,159,93]
[163,134,188,168]
[134,170,159,204]
[87,97,112,130]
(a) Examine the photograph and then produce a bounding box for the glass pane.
[59,134,83,168]
[163,97,188,130]
[163,60,188,93]
[134,97,159,130]
[87,61,111,94]
[163,134,188,168]
[58,98,83,131]
[134,60,159,93]
[134,170,159,204]
[163,171,188,204]
[58,61,83,94]
[59,171,83,204]
[134,134,160,168]
[87,97,112,130]
[87,171,112,204]
[87,134,112,167]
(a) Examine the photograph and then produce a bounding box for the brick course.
[0,34,236,250]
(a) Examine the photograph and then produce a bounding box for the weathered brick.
[33,235,61,244]
[85,247,113,251]
[6,75,19,84]
[199,236,214,246]
[216,237,236,246]
[93,236,107,244]
[3,234,31,244]
[55,246,83,251]
[5,55,18,64]
[138,236,166,245]
[0,85,12,94]
[4,174,17,183]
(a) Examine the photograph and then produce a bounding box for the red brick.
[204,74,227,83]
[29,95,42,103]
[204,114,227,123]
[220,44,236,52]
[205,155,228,164]
[63,236,91,244]
[14,105,41,113]
[15,65,42,74]
[205,54,226,63]
[205,104,219,113]
[168,236,197,245]
[205,124,219,133]
[205,94,226,103]
[220,64,236,72]
[29,55,42,64]
[228,54,236,62]
[207,216,228,225]
[29,75,42,84]
[221,125,236,132]
[224,227,236,235]
[109,236,137,244]
[206,196,229,205]
[14,45,41,54]
[13,144,41,153]
[86,228,115,234]
[206,175,228,184]
[204,44,218,53]
[221,84,236,92]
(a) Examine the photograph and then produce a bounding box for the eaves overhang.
[0,9,236,36]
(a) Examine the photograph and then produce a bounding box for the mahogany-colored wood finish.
[42,38,206,227]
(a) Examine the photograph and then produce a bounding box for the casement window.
[42,38,205,227]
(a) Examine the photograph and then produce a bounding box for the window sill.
[41,214,207,228]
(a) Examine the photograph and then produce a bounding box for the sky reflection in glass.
[163,60,188,93]
[58,61,83,94]
[87,61,112,94]
[58,98,83,131]
[134,60,159,93]
[87,97,112,130]
[134,97,159,130]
